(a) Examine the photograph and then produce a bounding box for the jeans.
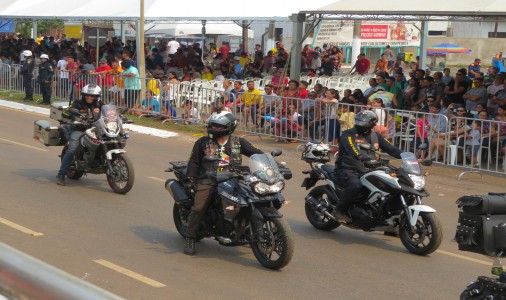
[186,183,217,238]
[58,130,83,177]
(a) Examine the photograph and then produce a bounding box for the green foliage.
[15,19,64,37]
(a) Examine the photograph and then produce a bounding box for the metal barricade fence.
[0,64,11,91]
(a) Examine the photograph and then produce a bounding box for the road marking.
[94,259,166,288]
[0,138,48,152]
[148,176,165,182]
[436,250,491,266]
[0,217,44,236]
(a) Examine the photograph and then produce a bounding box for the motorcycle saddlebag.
[50,101,71,123]
[165,179,190,204]
[33,120,65,146]
[456,193,506,215]
[455,212,506,257]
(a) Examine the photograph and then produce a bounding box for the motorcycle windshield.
[400,152,422,175]
[100,105,119,122]
[249,154,282,183]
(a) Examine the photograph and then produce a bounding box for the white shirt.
[168,40,180,55]
[57,59,68,79]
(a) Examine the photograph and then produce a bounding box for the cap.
[81,64,94,72]
[99,58,107,63]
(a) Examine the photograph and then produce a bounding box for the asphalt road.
[0,105,504,299]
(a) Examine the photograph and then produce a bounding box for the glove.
[359,155,372,162]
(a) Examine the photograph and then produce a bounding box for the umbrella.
[427,43,472,55]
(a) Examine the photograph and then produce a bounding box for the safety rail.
[0,242,123,299]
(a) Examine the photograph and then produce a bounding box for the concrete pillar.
[32,19,37,39]
[265,21,275,55]
[242,20,249,54]
[120,21,126,44]
[290,13,305,80]
[420,20,429,72]
[351,20,362,69]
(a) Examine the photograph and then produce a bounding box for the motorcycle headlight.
[253,181,285,194]
[408,174,425,190]
[106,121,118,133]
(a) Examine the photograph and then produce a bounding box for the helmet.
[207,111,237,139]
[301,142,330,162]
[81,84,102,97]
[22,50,32,57]
[40,54,49,60]
[354,110,377,135]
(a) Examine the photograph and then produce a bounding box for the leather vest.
[199,136,242,182]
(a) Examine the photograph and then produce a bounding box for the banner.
[64,23,83,39]
[314,20,420,47]
[0,19,15,33]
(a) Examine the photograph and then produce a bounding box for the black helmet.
[207,111,237,139]
[354,110,377,135]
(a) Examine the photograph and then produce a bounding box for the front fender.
[407,204,436,226]
[106,149,126,160]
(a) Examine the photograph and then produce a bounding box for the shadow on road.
[130,225,279,271]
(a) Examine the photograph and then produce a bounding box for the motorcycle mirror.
[271,149,282,157]
[359,143,371,150]
[203,156,218,162]
[421,159,433,167]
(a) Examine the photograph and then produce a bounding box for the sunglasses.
[456,109,465,112]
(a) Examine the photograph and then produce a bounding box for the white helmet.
[302,142,330,162]
[22,50,32,57]
[81,84,102,97]
[40,54,49,60]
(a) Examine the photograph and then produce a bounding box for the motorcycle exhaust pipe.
[305,196,336,220]
[165,179,189,203]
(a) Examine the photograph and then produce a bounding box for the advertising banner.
[315,20,420,47]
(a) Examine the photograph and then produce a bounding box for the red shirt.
[299,89,308,99]
[95,65,113,86]
[356,57,371,75]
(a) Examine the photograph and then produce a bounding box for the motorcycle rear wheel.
[399,212,443,255]
[61,146,84,180]
[172,203,204,241]
[305,186,340,231]
[250,217,294,270]
[106,153,134,194]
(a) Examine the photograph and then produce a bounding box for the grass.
[0,90,207,135]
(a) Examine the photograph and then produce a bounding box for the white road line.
[148,176,165,182]
[94,259,166,288]
[0,137,48,152]
[0,217,44,236]
[436,250,491,266]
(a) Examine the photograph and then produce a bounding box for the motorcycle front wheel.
[399,212,443,255]
[305,186,340,231]
[106,153,134,194]
[250,217,294,270]
[61,146,84,180]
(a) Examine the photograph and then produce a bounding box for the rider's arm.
[377,133,403,159]
[239,137,264,157]
[186,137,205,179]
[340,131,362,160]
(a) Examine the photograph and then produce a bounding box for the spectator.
[373,53,389,74]
[242,80,263,127]
[463,77,487,111]
[492,52,505,73]
[128,90,160,116]
[413,111,430,159]
[464,120,481,167]
[350,53,370,75]
[384,45,395,69]
[182,100,200,124]
[443,70,469,108]
[121,60,141,108]
[468,58,481,79]
[271,69,289,94]
[442,68,453,86]
[363,78,385,98]
[230,56,243,79]
[339,100,355,132]
[316,88,340,145]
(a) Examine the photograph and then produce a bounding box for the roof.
[0,0,336,22]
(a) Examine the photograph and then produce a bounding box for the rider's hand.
[359,155,372,162]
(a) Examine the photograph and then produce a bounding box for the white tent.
[144,23,254,38]
[0,0,336,21]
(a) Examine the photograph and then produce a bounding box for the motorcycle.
[61,104,135,194]
[301,142,443,255]
[165,150,294,270]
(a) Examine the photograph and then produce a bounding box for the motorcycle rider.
[184,109,263,255]
[38,54,54,105]
[334,110,403,222]
[20,50,35,101]
[56,84,103,186]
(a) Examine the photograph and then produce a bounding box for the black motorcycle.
[165,150,294,270]
[301,142,442,255]
[61,104,135,194]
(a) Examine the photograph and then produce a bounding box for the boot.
[184,237,196,255]
[56,175,65,186]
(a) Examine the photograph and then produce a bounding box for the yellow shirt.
[110,67,124,88]
[201,73,214,81]
[147,78,160,96]
[242,89,263,106]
